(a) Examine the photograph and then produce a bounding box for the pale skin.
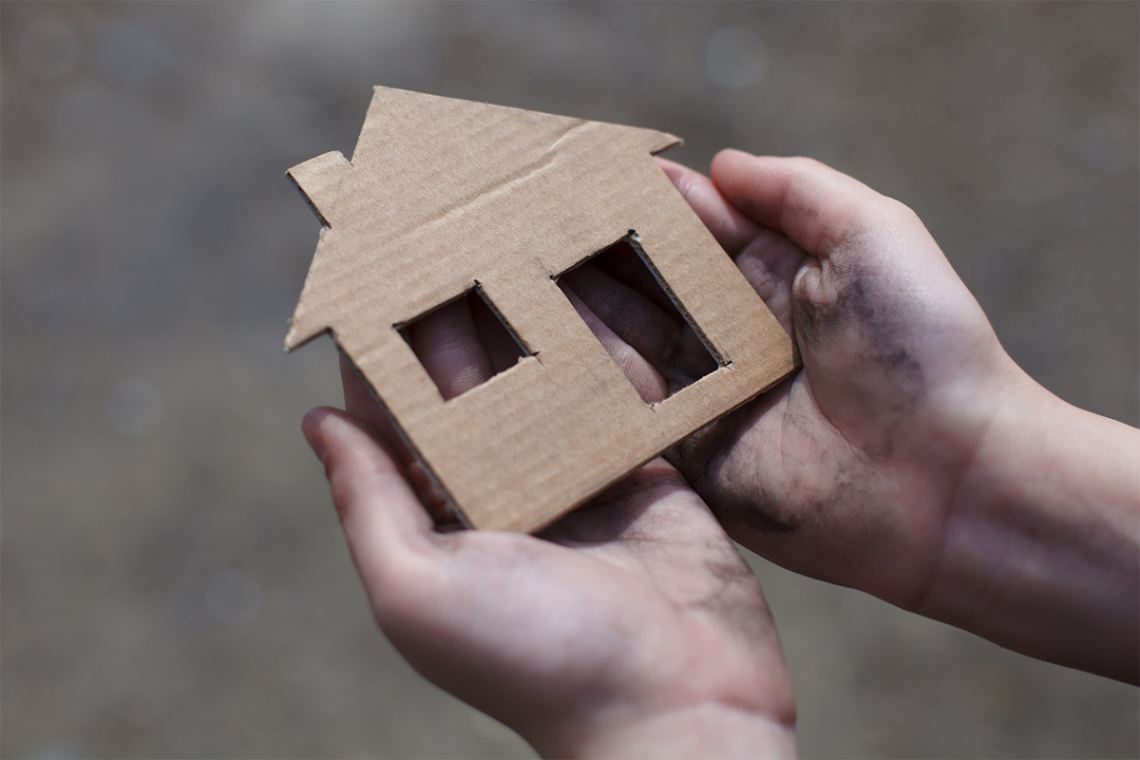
[302,149,1139,757]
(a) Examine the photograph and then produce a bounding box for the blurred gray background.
[3,2,1137,758]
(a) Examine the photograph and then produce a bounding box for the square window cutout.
[555,234,722,404]
[398,286,529,401]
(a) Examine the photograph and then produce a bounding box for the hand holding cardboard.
[286,88,795,532]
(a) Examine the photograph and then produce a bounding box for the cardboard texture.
[286,87,796,533]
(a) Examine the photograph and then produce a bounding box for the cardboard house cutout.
[286,87,795,533]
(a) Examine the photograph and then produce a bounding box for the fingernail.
[301,409,329,466]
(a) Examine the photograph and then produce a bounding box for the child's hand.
[302,297,799,757]
[570,150,1137,683]
[646,150,1009,606]
[303,408,796,758]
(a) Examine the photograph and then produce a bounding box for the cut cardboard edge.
[647,134,682,156]
[287,150,351,228]
[334,338,469,529]
[367,85,684,160]
[284,87,797,534]
[283,93,685,355]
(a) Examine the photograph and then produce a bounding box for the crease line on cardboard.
[548,119,592,151]
[372,151,565,249]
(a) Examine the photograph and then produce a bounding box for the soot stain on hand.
[795,266,875,347]
[709,484,805,535]
[796,260,926,423]
[665,404,755,478]
[690,548,775,644]
[542,463,687,546]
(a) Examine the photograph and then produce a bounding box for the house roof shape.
[286,87,795,533]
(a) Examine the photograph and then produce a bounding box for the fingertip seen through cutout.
[399,287,528,401]
[557,237,721,402]
[398,238,720,406]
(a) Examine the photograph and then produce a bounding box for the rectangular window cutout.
[555,234,721,404]
[398,285,528,401]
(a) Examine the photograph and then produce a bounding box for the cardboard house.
[286,87,795,533]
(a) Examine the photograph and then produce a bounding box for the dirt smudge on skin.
[688,549,776,644]
[540,463,688,546]
[796,260,926,445]
[710,486,805,535]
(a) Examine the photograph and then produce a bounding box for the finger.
[731,234,806,339]
[659,157,804,339]
[339,357,460,526]
[341,353,417,476]
[574,245,719,383]
[562,263,717,393]
[559,282,669,404]
[590,240,676,314]
[405,298,493,400]
[656,157,764,257]
[302,406,438,592]
[710,150,904,260]
[468,292,526,375]
[563,263,680,361]
[341,354,400,443]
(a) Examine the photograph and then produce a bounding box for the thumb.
[302,407,440,604]
[709,150,908,261]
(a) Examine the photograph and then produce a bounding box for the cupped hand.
[570,150,1015,608]
[574,150,1138,683]
[302,301,798,758]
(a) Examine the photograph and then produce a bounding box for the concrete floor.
[3,3,1137,757]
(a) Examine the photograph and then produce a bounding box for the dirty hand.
[570,149,1137,683]
[639,151,1007,606]
[301,357,797,757]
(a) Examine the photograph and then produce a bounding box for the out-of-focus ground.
[2,3,1137,758]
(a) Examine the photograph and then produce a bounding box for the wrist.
[537,702,797,760]
[921,370,1140,681]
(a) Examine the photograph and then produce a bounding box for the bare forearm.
[541,703,797,760]
[923,375,1140,682]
